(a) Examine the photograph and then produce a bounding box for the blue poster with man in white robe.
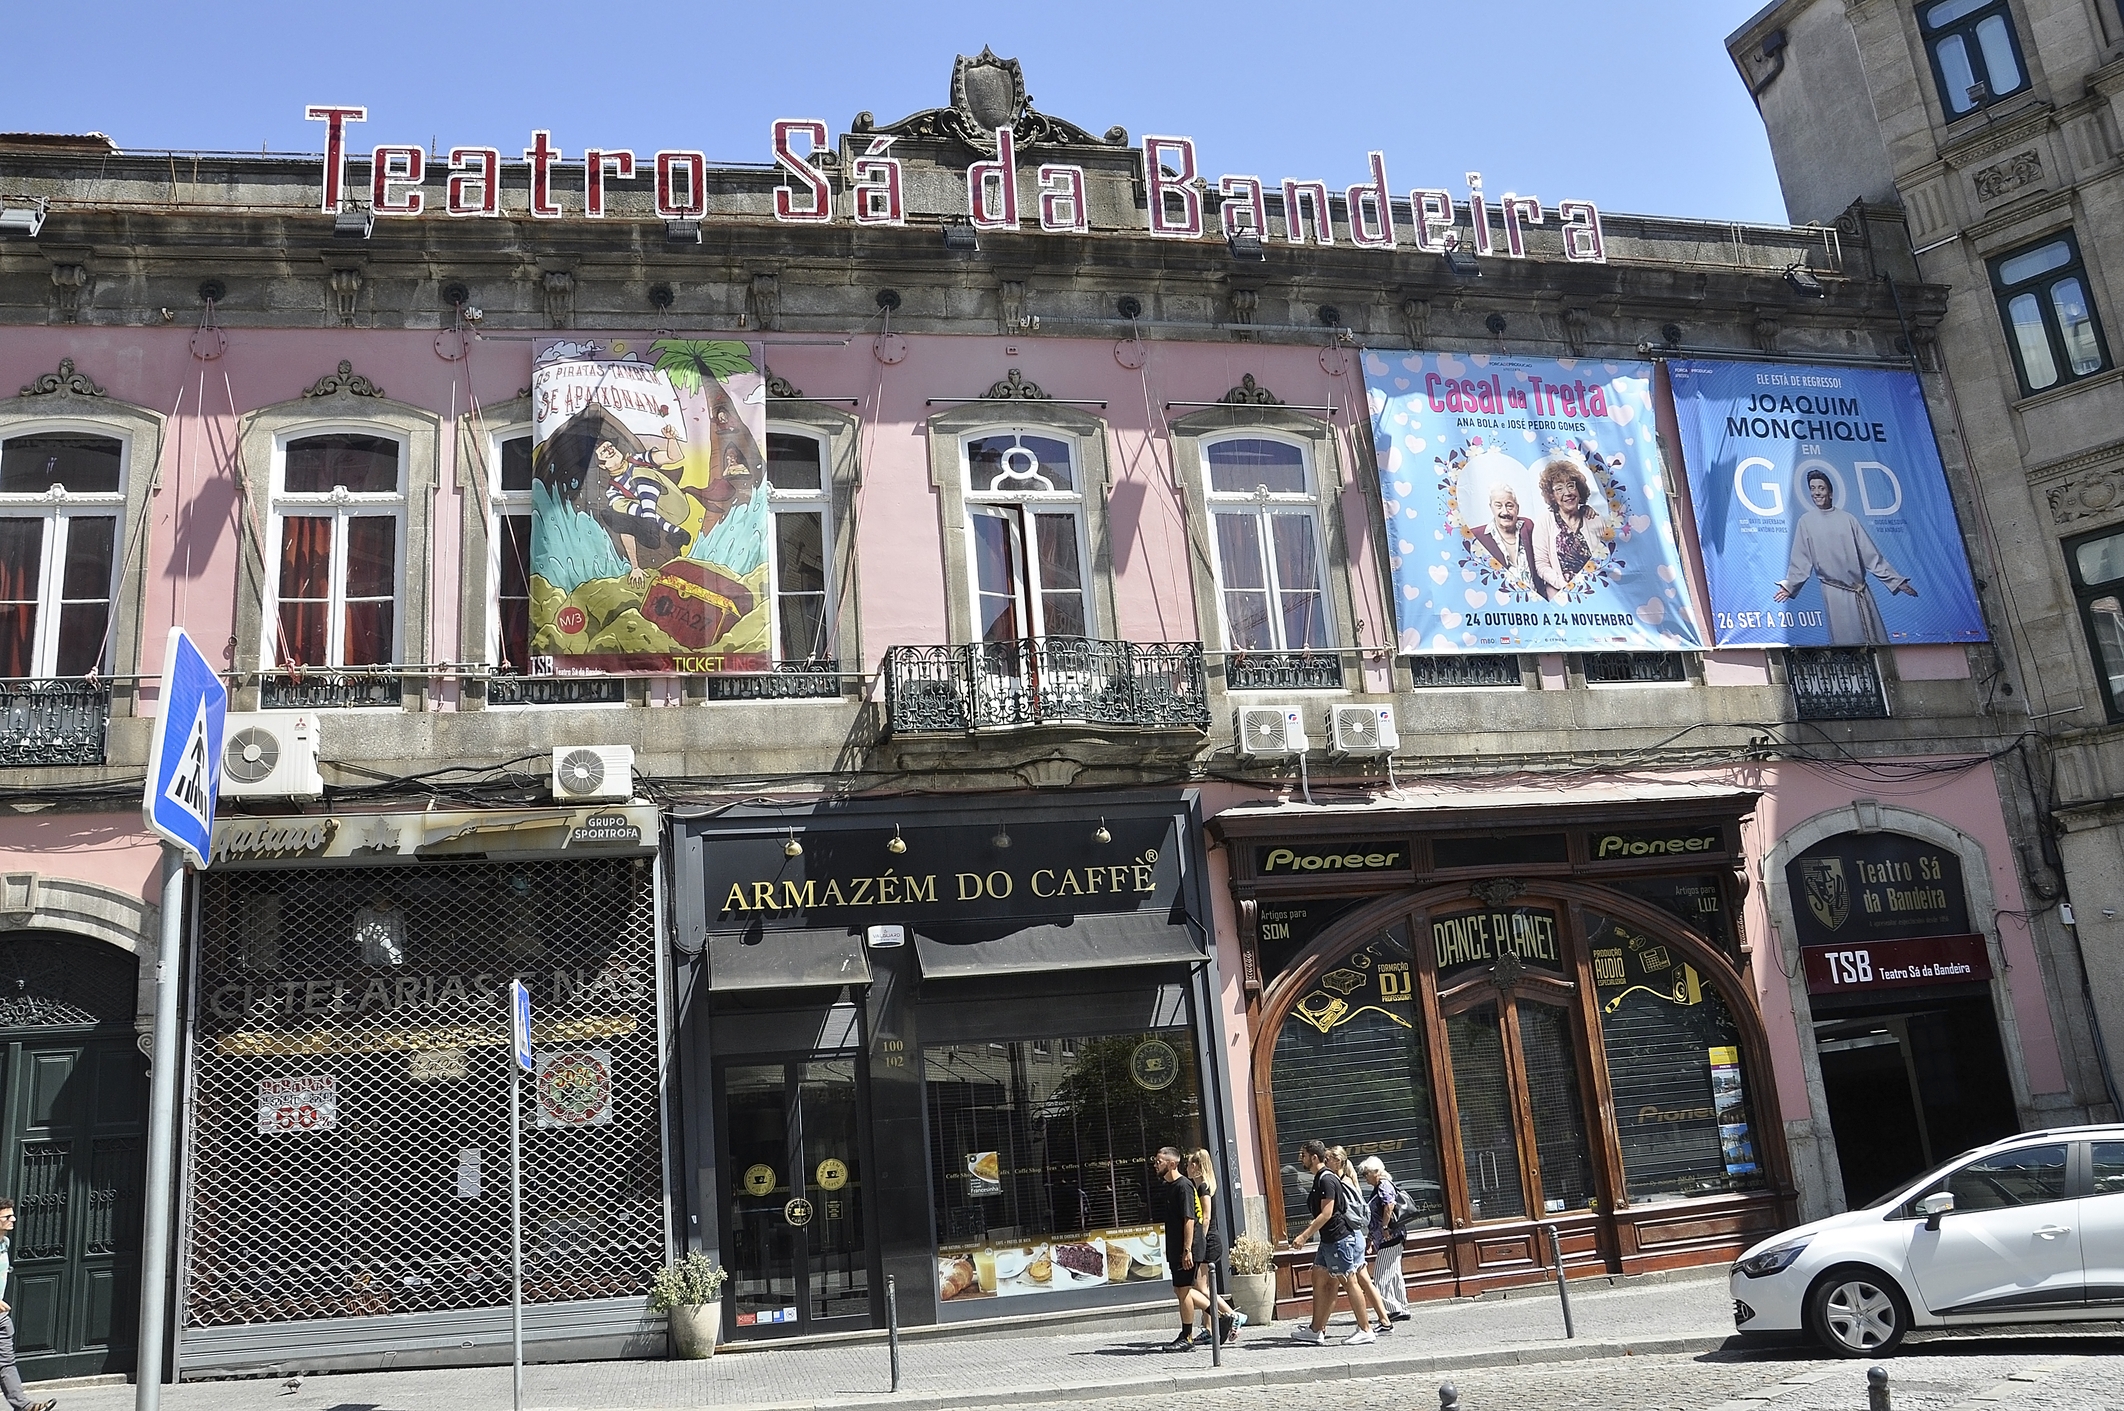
[1668,360,1986,648]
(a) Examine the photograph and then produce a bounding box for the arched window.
[0,429,126,678]
[1203,434,1331,658]
[765,428,836,662]
[1256,884,1770,1257]
[960,429,1089,643]
[266,431,406,673]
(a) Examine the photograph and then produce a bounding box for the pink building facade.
[0,51,2101,1377]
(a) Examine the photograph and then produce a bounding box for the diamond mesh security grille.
[182,858,666,1328]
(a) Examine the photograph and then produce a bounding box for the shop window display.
[1268,926,1446,1234]
[1589,911,1764,1203]
[924,1028,1202,1305]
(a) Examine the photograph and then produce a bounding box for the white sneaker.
[1343,1328,1377,1346]
[1291,1326,1326,1345]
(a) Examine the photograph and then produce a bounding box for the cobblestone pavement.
[30,1276,2124,1411]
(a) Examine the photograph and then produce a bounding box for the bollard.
[1867,1365,1890,1411]
[1546,1224,1575,1339]
[1208,1261,1223,1368]
[888,1274,901,1393]
[1438,1383,1462,1410]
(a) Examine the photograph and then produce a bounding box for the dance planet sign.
[1368,353,1705,654]
[1668,361,1985,648]
[299,105,1607,259]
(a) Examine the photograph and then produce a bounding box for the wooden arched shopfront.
[1211,799,1796,1310]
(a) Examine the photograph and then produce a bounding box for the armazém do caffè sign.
[705,814,1182,930]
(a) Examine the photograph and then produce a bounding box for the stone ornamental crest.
[853,47,1128,150]
[19,357,106,398]
[302,359,385,399]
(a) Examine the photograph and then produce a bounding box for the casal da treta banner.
[1365,351,1704,655]
[529,337,771,673]
[1667,360,1985,648]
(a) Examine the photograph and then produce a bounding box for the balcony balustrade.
[0,679,110,766]
[883,638,1208,735]
[1788,647,1888,720]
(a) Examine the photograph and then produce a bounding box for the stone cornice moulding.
[1963,187,2080,251]
[2027,436,2124,488]
[1940,105,2058,170]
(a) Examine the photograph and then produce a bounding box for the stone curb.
[529,1332,1731,1411]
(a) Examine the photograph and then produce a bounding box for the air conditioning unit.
[1330,704,1400,757]
[551,745,635,803]
[219,712,324,800]
[1235,706,1309,758]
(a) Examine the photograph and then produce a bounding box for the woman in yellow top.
[1185,1148,1244,1345]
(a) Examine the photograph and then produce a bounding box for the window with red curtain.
[0,432,123,679]
[272,435,404,670]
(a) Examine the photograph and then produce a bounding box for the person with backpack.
[1327,1146,1391,1336]
[1356,1156,1413,1321]
[1278,1139,1380,1346]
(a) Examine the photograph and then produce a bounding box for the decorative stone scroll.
[302,360,385,399]
[764,368,805,399]
[983,367,1050,400]
[19,358,105,398]
[1218,374,1282,406]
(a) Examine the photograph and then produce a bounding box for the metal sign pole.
[508,980,532,1411]
[132,845,187,1411]
[511,1062,523,1411]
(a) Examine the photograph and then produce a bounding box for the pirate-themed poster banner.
[529,336,771,673]
[1667,360,1985,648]
[1366,352,1705,654]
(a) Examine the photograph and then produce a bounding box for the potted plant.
[1227,1235,1277,1327]
[650,1253,728,1358]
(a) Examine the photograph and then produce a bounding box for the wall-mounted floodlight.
[1784,263,1825,297]
[1441,234,1479,277]
[665,218,702,244]
[943,222,980,252]
[0,199,49,238]
[1227,231,1265,262]
[333,207,374,240]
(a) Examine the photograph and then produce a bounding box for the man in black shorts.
[1152,1146,1207,1350]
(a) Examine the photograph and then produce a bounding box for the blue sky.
[2,0,1790,223]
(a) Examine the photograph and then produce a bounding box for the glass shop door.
[720,1055,873,1337]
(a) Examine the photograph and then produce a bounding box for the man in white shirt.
[0,1200,56,1411]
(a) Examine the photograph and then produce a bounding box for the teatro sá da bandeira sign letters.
[299,106,1608,261]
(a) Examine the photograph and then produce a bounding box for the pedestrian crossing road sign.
[142,627,227,869]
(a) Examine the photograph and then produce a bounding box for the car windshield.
[1863,1147,1982,1211]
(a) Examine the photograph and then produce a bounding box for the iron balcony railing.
[0,679,111,766]
[1788,647,1889,720]
[259,671,404,710]
[883,638,1209,735]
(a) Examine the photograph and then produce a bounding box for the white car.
[1730,1123,2124,1355]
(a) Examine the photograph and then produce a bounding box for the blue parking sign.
[142,628,227,869]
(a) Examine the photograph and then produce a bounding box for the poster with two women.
[528,337,771,674]
[1365,351,1704,654]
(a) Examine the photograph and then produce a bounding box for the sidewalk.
[40,1273,1738,1411]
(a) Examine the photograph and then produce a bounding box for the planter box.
[1228,1270,1277,1328]
[668,1303,719,1358]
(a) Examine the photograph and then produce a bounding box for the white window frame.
[1201,430,1336,657]
[484,423,535,672]
[264,426,409,674]
[959,426,1094,642]
[0,421,129,679]
[764,424,838,664]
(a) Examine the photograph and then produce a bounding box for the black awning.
[707,926,872,991]
[912,910,1204,980]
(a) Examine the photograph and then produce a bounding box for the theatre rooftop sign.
[294,48,1607,262]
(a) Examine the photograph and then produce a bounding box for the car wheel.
[1806,1267,1909,1357]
